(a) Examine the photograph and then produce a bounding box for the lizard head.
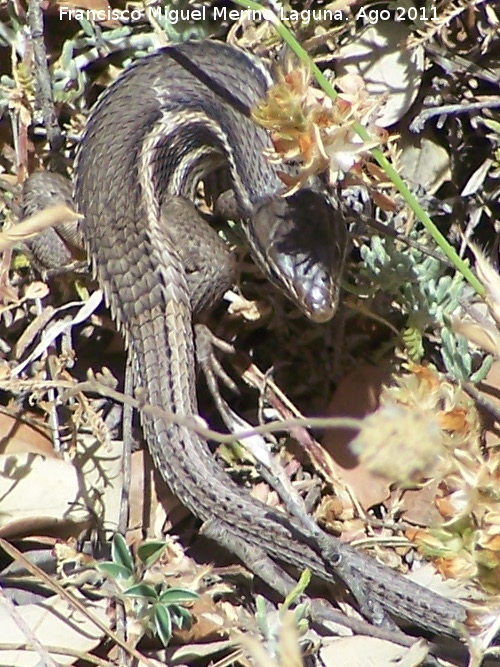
[246,190,348,323]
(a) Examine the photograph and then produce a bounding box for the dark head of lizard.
[247,189,347,322]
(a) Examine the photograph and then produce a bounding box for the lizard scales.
[73,40,468,638]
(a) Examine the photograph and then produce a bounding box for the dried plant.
[252,64,387,194]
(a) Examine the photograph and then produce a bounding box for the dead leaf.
[322,364,393,510]
[0,413,53,456]
[473,359,500,449]
[0,206,79,251]
[452,318,500,357]
[399,131,451,195]
[0,453,91,539]
[129,450,188,537]
[172,595,230,644]
[319,635,428,667]
[398,481,443,526]
[0,594,107,666]
[336,23,424,127]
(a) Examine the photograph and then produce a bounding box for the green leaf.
[296,617,310,634]
[441,328,472,381]
[255,594,269,635]
[137,541,167,569]
[154,604,173,646]
[11,253,31,270]
[281,569,311,613]
[470,354,493,383]
[96,562,134,582]
[293,601,310,622]
[74,279,90,301]
[480,118,500,134]
[158,588,198,605]
[111,534,134,572]
[122,583,158,600]
[100,26,132,42]
[79,17,95,37]
[170,605,193,629]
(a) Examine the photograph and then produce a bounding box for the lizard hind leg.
[20,171,86,274]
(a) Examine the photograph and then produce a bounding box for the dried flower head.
[350,402,445,484]
[252,65,385,194]
[377,367,500,592]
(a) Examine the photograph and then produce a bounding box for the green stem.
[231,0,484,296]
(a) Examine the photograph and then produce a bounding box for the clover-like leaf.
[154,604,173,646]
[158,587,198,605]
[122,583,159,601]
[111,533,134,572]
[137,540,167,569]
[96,562,134,583]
